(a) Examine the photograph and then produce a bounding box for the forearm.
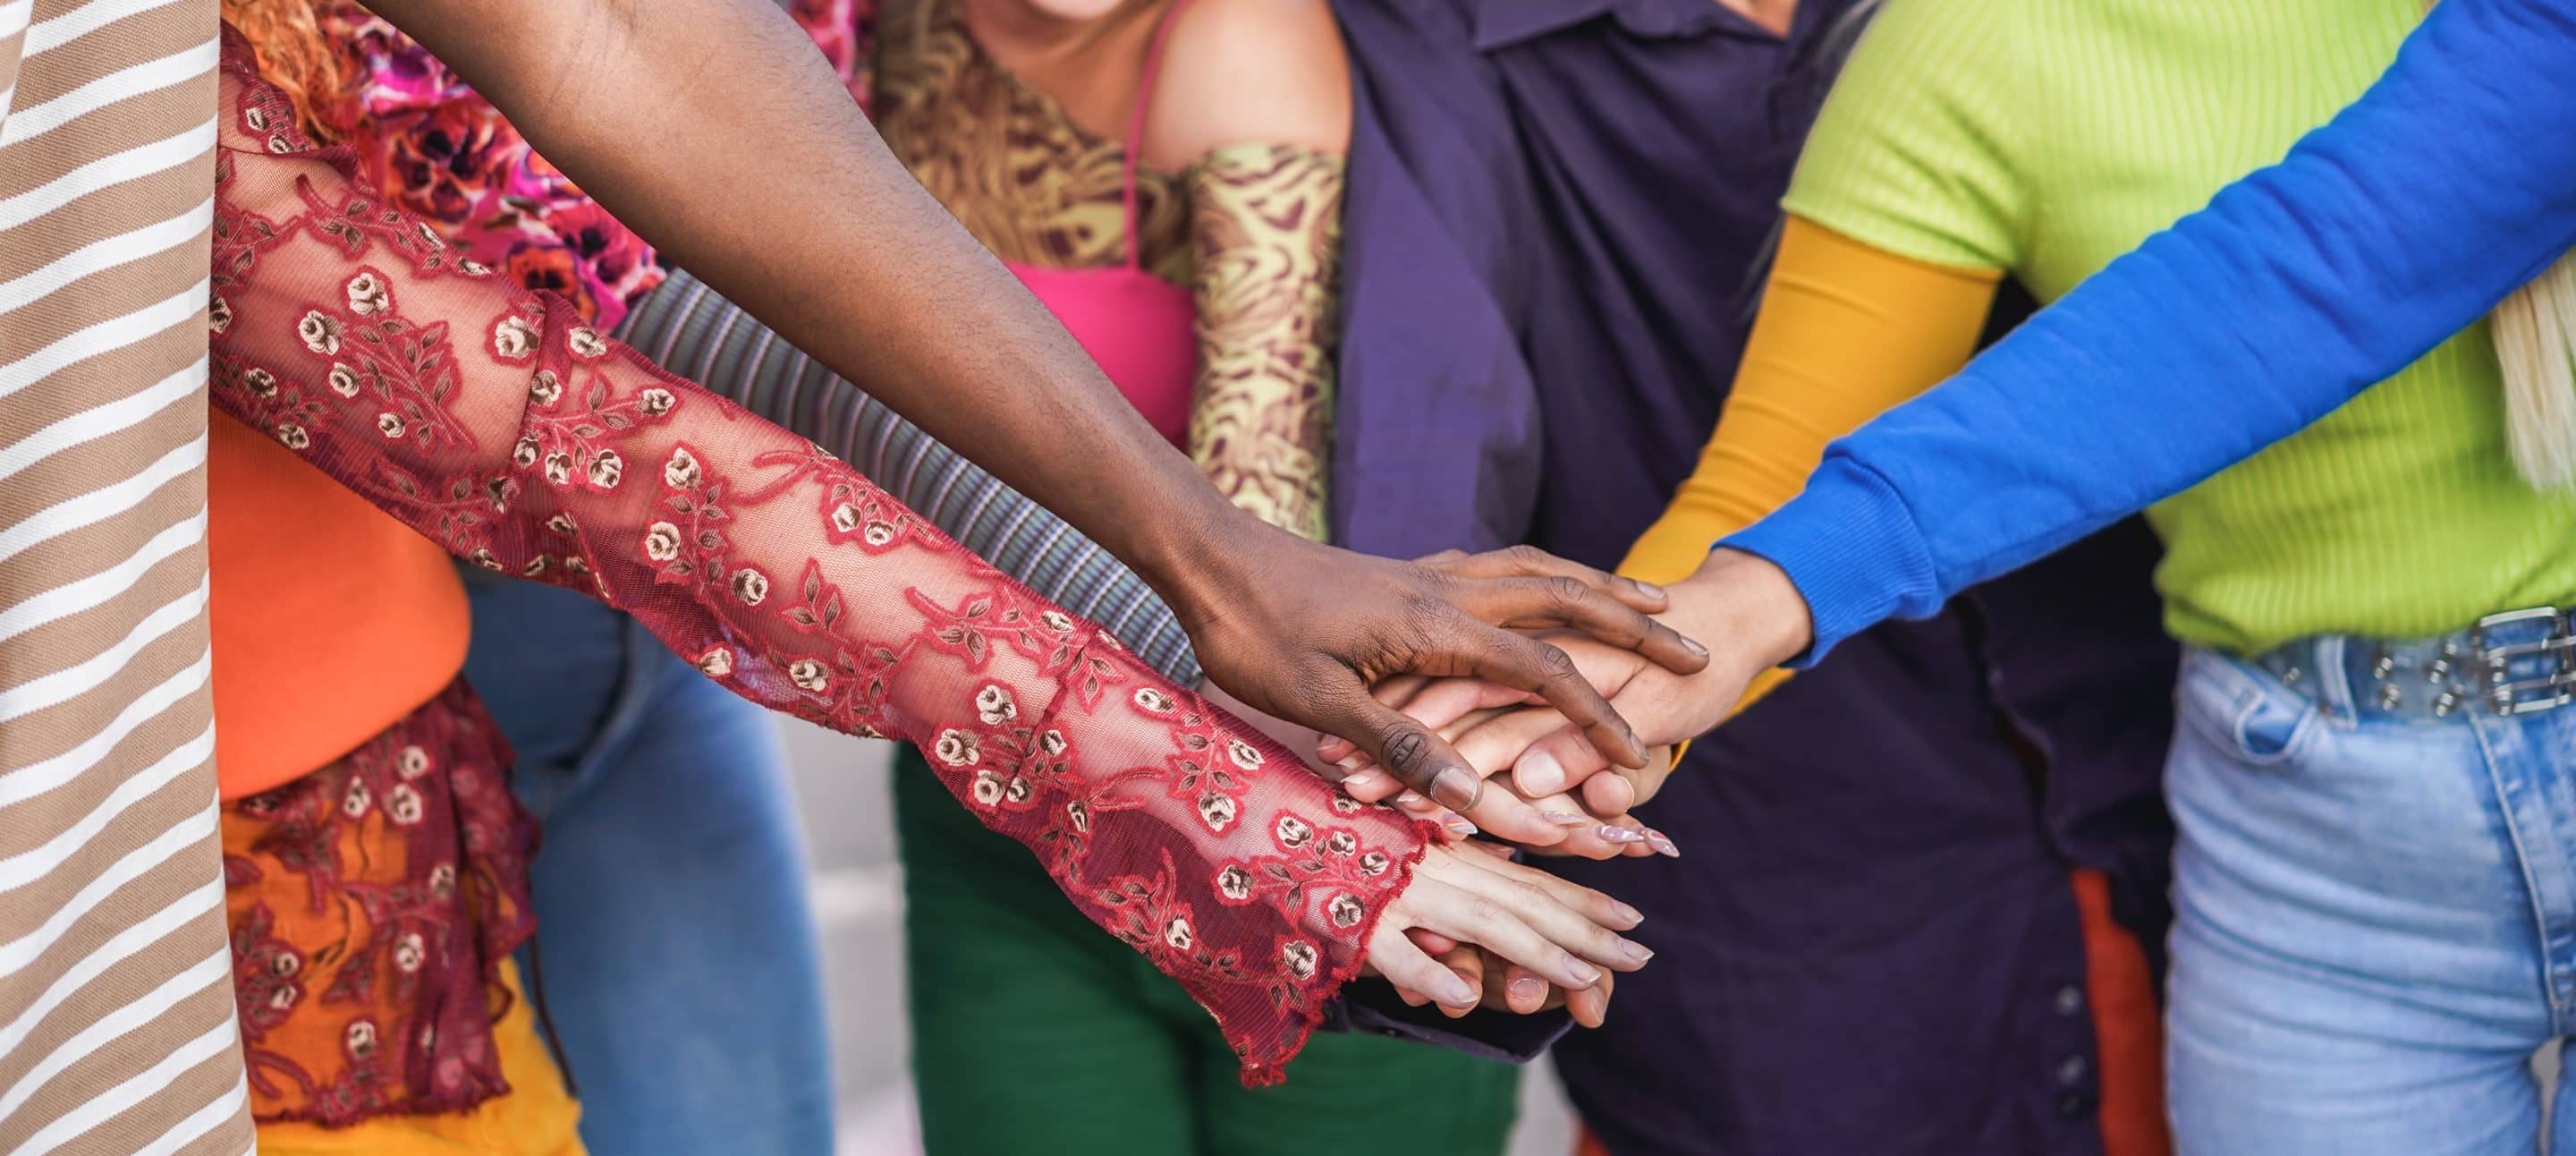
[615,268,1203,684]
[364,0,1250,593]
[1625,218,1997,710]
[206,55,1419,1081]
[1728,0,2576,659]
[1187,144,1345,542]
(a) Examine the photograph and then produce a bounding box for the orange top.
[207,412,470,800]
[1617,216,2000,714]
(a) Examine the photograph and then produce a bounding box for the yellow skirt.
[256,960,584,1156]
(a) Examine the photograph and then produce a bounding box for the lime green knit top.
[1783,0,2576,654]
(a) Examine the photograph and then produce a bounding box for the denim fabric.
[2165,640,2576,1154]
[462,575,835,1155]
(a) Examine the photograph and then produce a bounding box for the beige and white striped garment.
[0,0,253,1151]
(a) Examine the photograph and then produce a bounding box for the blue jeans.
[462,575,835,1155]
[2165,642,2576,1155]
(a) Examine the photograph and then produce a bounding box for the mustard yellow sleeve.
[1621,216,2003,716]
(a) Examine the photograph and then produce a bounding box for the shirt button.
[2055,1054,2089,1087]
[2056,1092,2094,1119]
[2054,985,2085,1016]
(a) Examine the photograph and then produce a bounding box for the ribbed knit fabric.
[1775,0,2576,655]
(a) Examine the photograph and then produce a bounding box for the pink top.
[1003,1,1199,446]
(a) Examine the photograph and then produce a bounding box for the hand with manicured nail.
[1322,550,1808,826]
[1334,706,1676,859]
[1177,542,1715,820]
[1361,842,1653,1014]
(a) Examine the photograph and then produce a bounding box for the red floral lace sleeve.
[204,37,1426,1086]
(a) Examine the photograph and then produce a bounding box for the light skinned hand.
[1385,842,1622,1024]
[1323,549,1809,816]
[1335,703,1671,857]
[1363,842,1650,1012]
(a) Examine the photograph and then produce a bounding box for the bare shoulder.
[1140,0,1351,169]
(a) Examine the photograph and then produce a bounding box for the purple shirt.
[1331,2,2178,1151]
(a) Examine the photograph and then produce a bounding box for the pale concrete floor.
[774,718,1577,1156]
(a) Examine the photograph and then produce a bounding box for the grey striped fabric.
[616,267,1204,685]
[0,0,254,1152]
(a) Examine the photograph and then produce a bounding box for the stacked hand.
[1311,549,1816,1018]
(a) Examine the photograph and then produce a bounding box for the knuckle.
[1464,898,1510,930]
[1536,644,1580,682]
[1545,574,1590,607]
[1383,729,1432,776]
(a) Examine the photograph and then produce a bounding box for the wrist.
[1123,489,1270,631]
[1675,548,1813,671]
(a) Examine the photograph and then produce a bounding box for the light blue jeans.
[2165,640,2576,1155]
[462,575,835,1155]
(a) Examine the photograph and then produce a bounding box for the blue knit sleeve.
[1728,0,2576,661]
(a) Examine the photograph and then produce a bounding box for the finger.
[1370,674,1433,709]
[1462,574,1710,676]
[1443,626,1648,770]
[1449,845,1648,932]
[1512,726,1612,798]
[1459,786,1577,849]
[1324,691,1490,812]
[1433,708,1602,798]
[1496,960,1549,1015]
[1566,973,1614,1028]
[1406,928,1462,956]
[1577,765,1638,817]
[1439,946,1486,1019]
[1402,877,1606,990]
[1403,678,1541,734]
[1335,766,1404,803]
[1318,676,1521,767]
[1423,544,1672,615]
[1368,921,1480,1009]
[1515,799,1657,860]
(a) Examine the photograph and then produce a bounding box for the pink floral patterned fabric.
[311,0,871,327]
[223,679,536,1125]
[208,32,1424,1085]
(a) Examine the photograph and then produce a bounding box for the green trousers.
[892,745,1521,1155]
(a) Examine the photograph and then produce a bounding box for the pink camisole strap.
[1004,0,1200,446]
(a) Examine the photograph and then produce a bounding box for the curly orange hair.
[218,0,353,142]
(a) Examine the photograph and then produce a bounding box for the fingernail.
[1565,956,1603,987]
[1611,900,1646,926]
[1539,811,1590,828]
[1442,816,1479,839]
[1681,635,1709,659]
[1343,769,1389,792]
[1333,754,1365,770]
[1509,976,1546,1005]
[1621,939,1655,965]
[1430,767,1483,812]
[1646,829,1680,858]
[1596,826,1648,845]
[1628,578,1667,600]
[1442,973,1479,1007]
[1518,750,1566,796]
[1394,790,1431,810]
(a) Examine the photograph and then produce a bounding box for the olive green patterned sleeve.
[1185,142,1344,542]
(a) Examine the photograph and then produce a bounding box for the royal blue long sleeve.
[1725,0,2576,660]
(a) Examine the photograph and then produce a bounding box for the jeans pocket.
[2177,649,2322,768]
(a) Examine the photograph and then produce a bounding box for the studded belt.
[2251,606,2576,719]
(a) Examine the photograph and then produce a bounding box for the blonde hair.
[217,0,351,143]
[2407,0,2576,489]
[2489,257,2576,489]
